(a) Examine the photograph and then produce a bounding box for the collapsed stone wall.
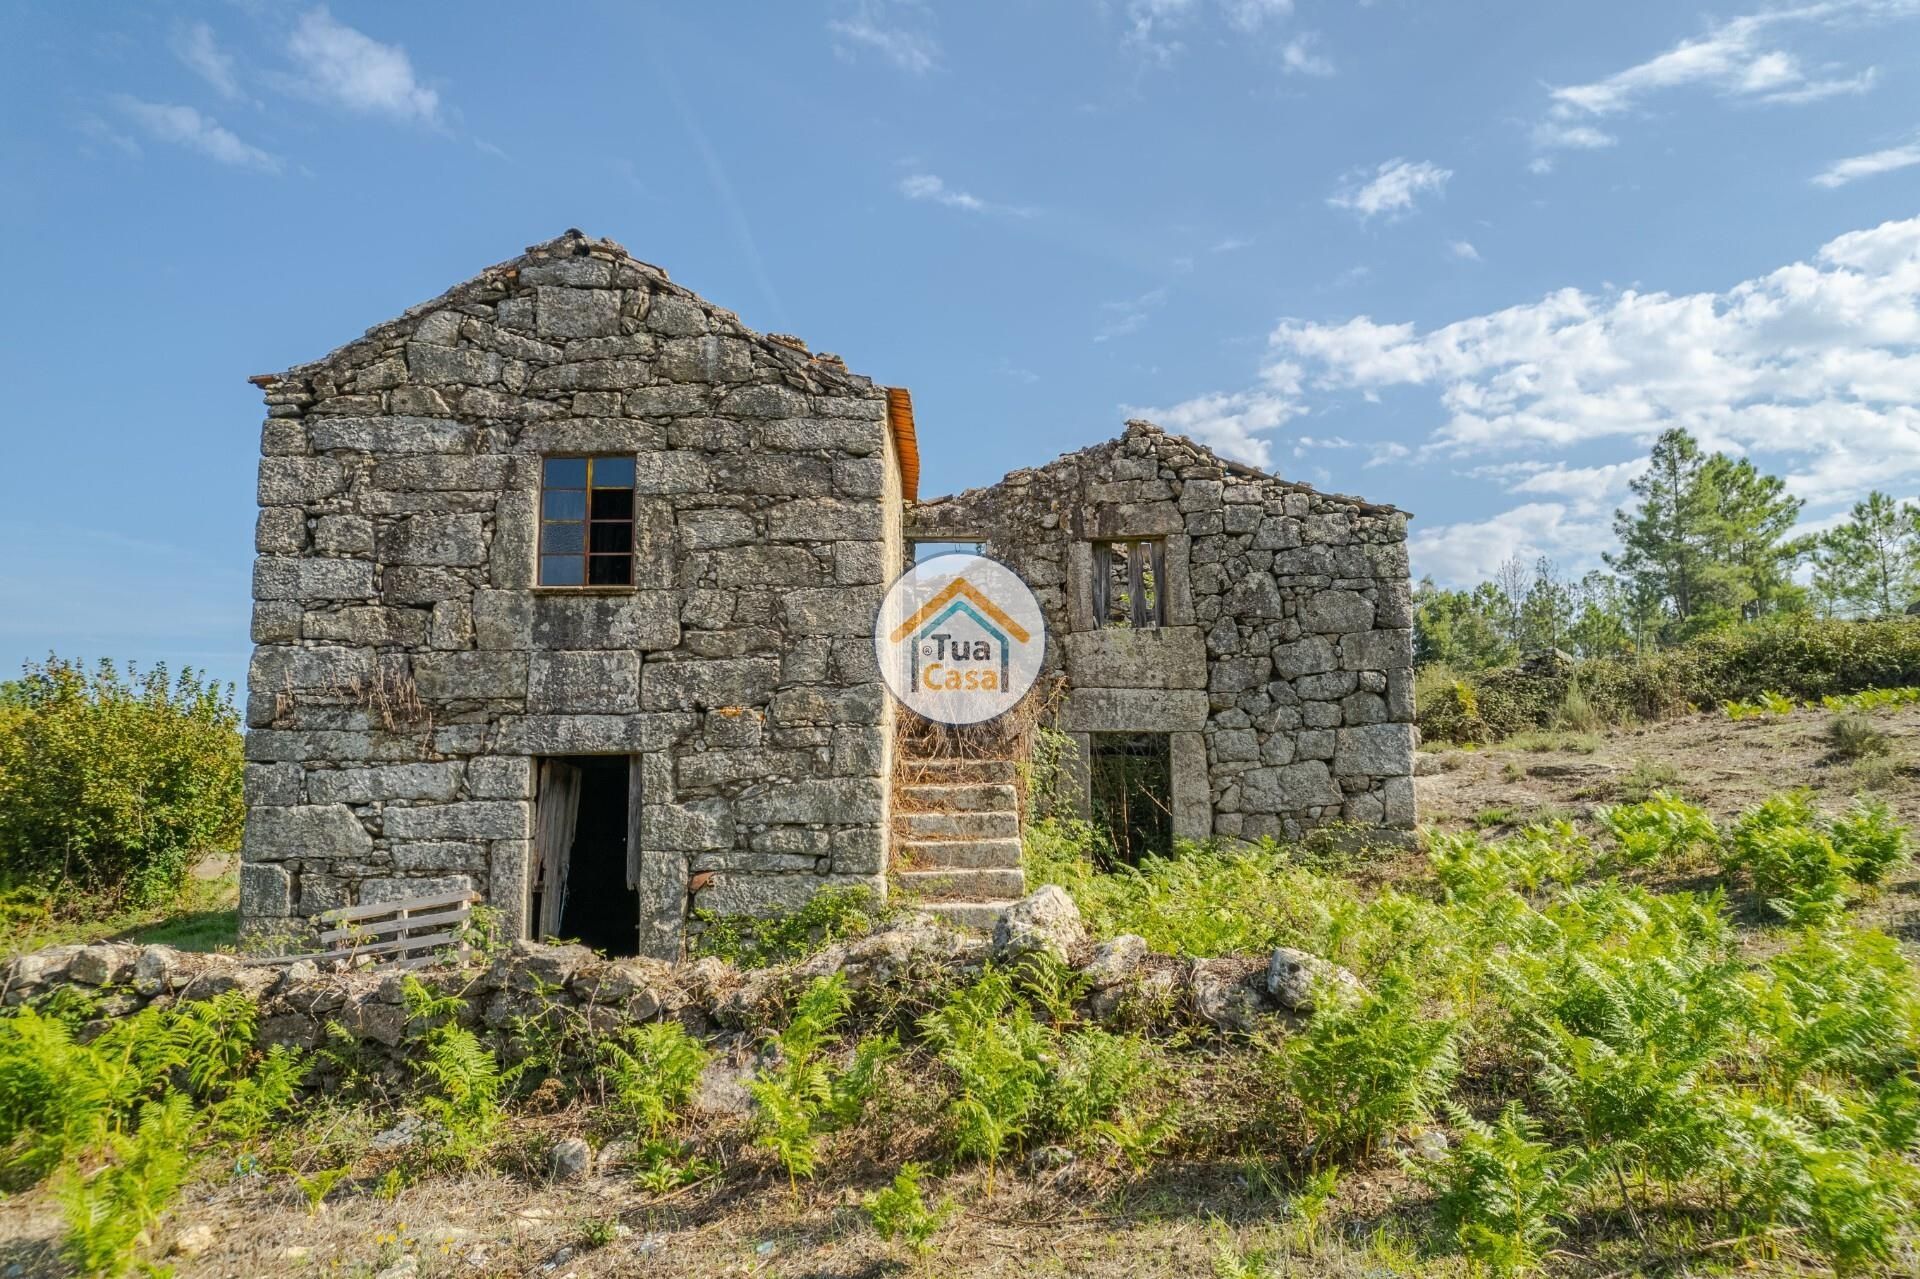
[906,421,1415,840]
[0,891,1349,1071]
[244,231,900,954]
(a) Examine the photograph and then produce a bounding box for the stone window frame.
[1091,538,1166,629]
[536,454,638,591]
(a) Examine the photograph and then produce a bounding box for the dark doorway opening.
[1089,733,1172,868]
[533,755,639,956]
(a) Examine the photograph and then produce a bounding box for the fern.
[290,1163,353,1215]
[1594,792,1717,869]
[1417,1103,1586,1276]
[401,977,503,1168]
[748,974,890,1187]
[918,969,1049,1191]
[864,1162,956,1259]
[57,1092,195,1279]
[599,1022,709,1140]
[1268,972,1457,1160]
[1829,797,1909,886]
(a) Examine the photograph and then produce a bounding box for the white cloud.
[1531,121,1615,151]
[172,21,241,100]
[1095,288,1170,342]
[1224,0,1294,32]
[1125,0,1311,64]
[828,1,938,75]
[1411,502,1612,585]
[1450,240,1481,262]
[1135,215,1920,582]
[1532,4,1904,162]
[1814,136,1920,187]
[1261,217,1920,500]
[112,96,280,173]
[286,7,440,124]
[1210,235,1254,253]
[1281,33,1333,76]
[897,172,1027,216]
[1328,158,1451,220]
[1124,390,1300,468]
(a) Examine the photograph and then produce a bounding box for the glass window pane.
[543,457,588,488]
[588,554,633,586]
[542,490,586,521]
[591,456,635,488]
[540,554,584,586]
[541,522,585,553]
[589,488,634,521]
[590,521,634,553]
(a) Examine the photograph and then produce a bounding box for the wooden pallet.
[251,889,478,970]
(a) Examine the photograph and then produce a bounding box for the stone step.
[921,900,1010,931]
[896,782,1018,813]
[893,867,1026,901]
[895,757,1018,785]
[895,837,1024,869]
[894,809,1020,841]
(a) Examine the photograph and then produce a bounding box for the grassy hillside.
[2,702,1918,1277]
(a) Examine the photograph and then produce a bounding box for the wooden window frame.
[538,455,636,589]
[1092,539,1166,629]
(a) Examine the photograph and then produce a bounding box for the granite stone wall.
[904,422,1415,840]
[243,231,898,955]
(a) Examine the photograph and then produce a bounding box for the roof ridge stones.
[250,229,872,400]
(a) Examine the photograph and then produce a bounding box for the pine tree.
[1606,429,1806,640]
[1812,491,1920,618]
[1701,454,1808,622]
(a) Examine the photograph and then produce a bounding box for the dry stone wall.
[906,422,1414,840]
[244,231,899,953]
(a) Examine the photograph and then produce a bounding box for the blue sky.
[4,1,1920,692]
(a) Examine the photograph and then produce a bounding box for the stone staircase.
[890,756,1026,930]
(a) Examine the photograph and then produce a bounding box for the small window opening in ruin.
[912,539,985,564]
[539,456,636,587]
[1089,732,1172,868]
[1092,540,1164,628]
[532,755,640,955]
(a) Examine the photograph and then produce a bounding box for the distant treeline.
[1417,427,1920,674]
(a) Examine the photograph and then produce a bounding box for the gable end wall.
[242,236,895,953]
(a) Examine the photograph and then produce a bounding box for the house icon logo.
[875,553,1045,725]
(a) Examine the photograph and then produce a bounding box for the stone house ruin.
[242,230,1414,956]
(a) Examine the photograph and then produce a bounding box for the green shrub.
[1829,798,1909,886]
[58,1092,194,1278]
[1824,713,1891,760]
[690,885,891,968]
[864,1162,955,1259]
[1419,617,1920,743]
[1712,1093,1913,1273]
[1267,973,1457,1160]
[1429,828,1584,906]
[1593,792,1718,869]
[600,1022,709,1140]
[749,974,896,1186]
[1418,1103,1585,1276]
[401,979,505,1168]
[0,658,243,906]
[1725,793,1851,924]
[917,969,1048,1190]
[1751,926,1920,1086]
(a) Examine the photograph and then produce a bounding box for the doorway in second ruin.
[532,755,640,955]
[1089,732,1172,868]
